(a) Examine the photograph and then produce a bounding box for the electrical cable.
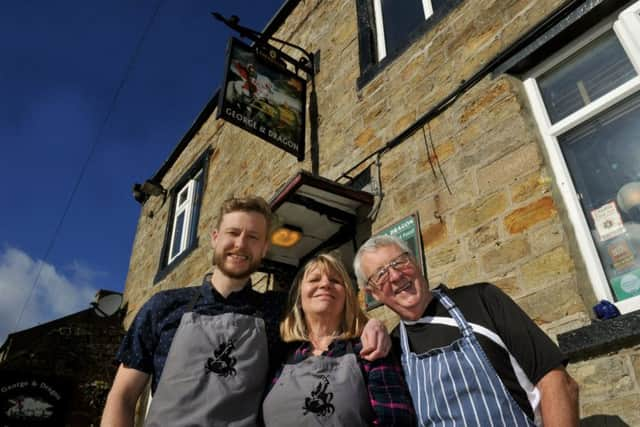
[427,122,451,195]
[13,0,166,334]
[422,127,438,180]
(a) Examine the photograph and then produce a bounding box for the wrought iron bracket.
[212,12,314,78]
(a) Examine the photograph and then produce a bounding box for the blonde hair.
[280,253,369,342]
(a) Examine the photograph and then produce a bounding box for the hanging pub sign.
[0,371,71,426]
[365,213,426,310]
[217,37,306,160]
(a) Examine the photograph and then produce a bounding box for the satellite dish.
[92,293,123,317]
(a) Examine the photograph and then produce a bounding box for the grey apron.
[262,342,373,427]
[145,310,269,427]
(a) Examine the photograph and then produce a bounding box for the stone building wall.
[568,346,640,426]
[122,0,639,423]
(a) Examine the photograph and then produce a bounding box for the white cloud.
[0,246,100,345]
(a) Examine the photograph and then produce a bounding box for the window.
[524,2,640,313]
[156,150,210,281]
[167,169,204,264]
[355,0,463,88]
[372,0,433,61]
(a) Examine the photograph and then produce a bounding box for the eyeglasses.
[366,252,412,290]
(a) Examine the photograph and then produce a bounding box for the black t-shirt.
[391,283,566,420]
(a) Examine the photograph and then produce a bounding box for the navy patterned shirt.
[116,274,286,393]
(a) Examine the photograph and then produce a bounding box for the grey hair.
[353,235,412,288]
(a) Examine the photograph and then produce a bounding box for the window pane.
[380,0,426,55]
[188,174,204,248]
[177,187,189,206]
[171,212,186,259]
[559,91,640,301]
[538,30,637,123]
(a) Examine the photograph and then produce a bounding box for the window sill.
[557,310,640,362]
[153,241,199,284]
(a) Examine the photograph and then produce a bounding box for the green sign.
[611,267,640,300]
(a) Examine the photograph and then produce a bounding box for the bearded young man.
[354,235,579,427]
[102,196,389,427]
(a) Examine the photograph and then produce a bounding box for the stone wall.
[122,0,639,423]
[569,346,640,426]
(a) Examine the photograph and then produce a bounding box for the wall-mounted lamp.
[132,180,167,204]
[617,181,640,214]
[271,224,303,248]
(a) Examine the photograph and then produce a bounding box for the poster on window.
[606,238,636,272]
[217,37,306,160]
[591,201,626,242]
[364,213,426,310]
[610,267,640,300]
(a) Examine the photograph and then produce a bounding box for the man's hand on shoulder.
[360,318,391,361]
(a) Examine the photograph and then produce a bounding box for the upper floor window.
[372,0,433,61]
[155,149,211,282]
[355,0,463,88]
[524,1,640,314]
[168,169,204,264]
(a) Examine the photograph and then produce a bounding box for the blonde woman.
[262,253,415,426]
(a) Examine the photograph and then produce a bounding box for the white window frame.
[372,0,433,61]
[523,1,640,314]
[167,169,203,265]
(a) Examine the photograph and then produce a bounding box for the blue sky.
[0,0,285,343]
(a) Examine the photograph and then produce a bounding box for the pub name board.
[217,38,306,160]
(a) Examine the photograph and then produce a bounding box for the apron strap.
[185,288,201,313]
[399,320,411,354]
[400,290,474,344]
[345,340,355,355]
[432,290,474,337]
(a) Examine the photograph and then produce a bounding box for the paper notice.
[592,201,625,242]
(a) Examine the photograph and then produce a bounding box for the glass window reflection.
[539,30,637,123]
[560,92,640,301]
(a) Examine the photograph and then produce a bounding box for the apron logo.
[205,339,237,377]
[303,375,334,417]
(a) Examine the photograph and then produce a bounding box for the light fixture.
[617,181,640,213]
[132,180,167,204]
[271,224,303,248]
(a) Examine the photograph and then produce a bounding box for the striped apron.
[399,290,536,427]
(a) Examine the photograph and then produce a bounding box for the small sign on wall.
[217,38,306,160]
[0,372,70,426]
[365,213,426,310]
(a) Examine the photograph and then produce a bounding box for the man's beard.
[212,250,262,279]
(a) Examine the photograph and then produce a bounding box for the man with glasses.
[354,235,579,427]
